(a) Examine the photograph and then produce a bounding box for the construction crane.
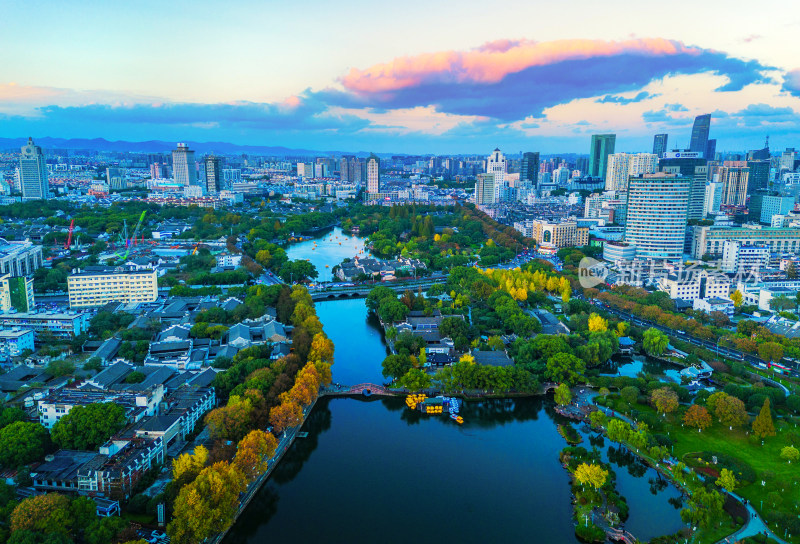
[114,210,147,263]
[64,219,75,250]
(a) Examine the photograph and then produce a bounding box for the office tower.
[19,137,49,200]
[172,143,197,186]
[624,172,690,261]
[659,151,708,220]
[589,134,616,179]
[716,161,750,207]
[605,153,658,191]
[204,155,223,195]
[704,182,723,215]
[689,114,711,154]
[705,139,717,161]
[520,152,540,185]
[652,134,668,157]
[474,174,495,205]
[746,160,770,194]
[575,157,589,175]
[366,154,380,194]
[486,148,507,200]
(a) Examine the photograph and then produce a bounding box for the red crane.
[64,219,75,250]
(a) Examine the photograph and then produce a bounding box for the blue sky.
[1,0,799,153]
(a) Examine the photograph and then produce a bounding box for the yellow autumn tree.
[587,313,608,332]
[172,445,209,483]
[168,462,247,544]
[234,430,278,481]
[574,463,608,490]
[269,400,303,433]
[308,333,335,362]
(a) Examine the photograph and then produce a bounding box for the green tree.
[381,354,413,380]
[757,342,784,364]
[650,387,679,415]
[0,422,50,468]
[751,397,776,439]
[544,353,585,385]
[620,385,639,405]
[50,403,126,450]
[554,383,572,406]
[399,368,432,392]
[715,395,748,429]
[642,328,669,356]
[780,445,800,463]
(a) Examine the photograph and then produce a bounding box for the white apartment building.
[366,155,380,194]
[657,270,730,301]
[68,268,158,308]
[704,182,723,215]
[604,153,658,191]
[720,241,769,275]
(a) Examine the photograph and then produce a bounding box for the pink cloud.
[340,38,702,94]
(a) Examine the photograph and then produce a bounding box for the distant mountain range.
[0,137,366,157]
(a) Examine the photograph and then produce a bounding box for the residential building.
[735,279,800,310]
[659,151,707,221]
[589,134,616,179]
[204,155,223,195]
[693,297,734,318]
[720,241,769,275]
[215,252,242,268]
[0,328,35,359]
[704,182,723,215]
[106,168,125,190]
[657,270,730,301]
[689,114,711,155]
[68,267,158,308]
[652,134,668,157]
[624,172,690,261]
[366,154,380,194]
[604,153,658,191]
[692,224,800,258]
[0,274,34,312]
[0,310,89,339]
[474,173,495,206]
[172,143,197,186]
[78,437,165,500]
[19,138,49,200]
[38,386,163,429]
[717,161,750,207]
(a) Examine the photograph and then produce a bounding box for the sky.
[1,0,800,154]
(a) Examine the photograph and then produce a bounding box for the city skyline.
[1,1,799,153]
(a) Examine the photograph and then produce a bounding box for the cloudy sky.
[1,0,799,154]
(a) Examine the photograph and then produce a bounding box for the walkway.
[713,491,788,544]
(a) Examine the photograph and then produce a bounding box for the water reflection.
[599,354,683,383]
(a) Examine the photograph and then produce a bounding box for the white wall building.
[486,148,507,201]
[19,138,49,200]
[721,240,769,275]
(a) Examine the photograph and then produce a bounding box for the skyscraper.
[366,154,380,194]
[172,143,197,186]
[746,160,770,194]
[589,134,616,179]
[652,134,668,157]
[204,155,223,195]
[705,139,717,161]
[659,151,708,221]
[624,172,690,261]
[350,157,363,184]
[486,148,507,200]
[520,152,540,185]
[689,114,711,155]
[19,138,49,200]
[717,161,750,207]
[340,156,352,182]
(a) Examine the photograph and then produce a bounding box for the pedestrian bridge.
[322,383,397,397]
[310,278,446,301]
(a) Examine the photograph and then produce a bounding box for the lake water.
[600,354,683,383]
[286,226,372,282]
[226,301,687,543]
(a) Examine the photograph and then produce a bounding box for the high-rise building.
[204,155,223,195]
[0,274,34,313]
[520,152,540,185]
[652,134,668,157]
[67,267,158,308]
[340,156,352,182]
[605,153,658,191]
[659,151,708,220]
[106,167,125,190]
[474,174,495,206]
[689,114,711,154]
[172,143,197,186]
[575,157,589,176]
[19,138,49,200]
[704,182,723,215]
[589,134,616,179]
[705,139,717,161]
[350,157,363,184]
[486,148,507,199]
[366,154,380,194]
[624,172,690,261]
[780,148,797,172]
[717,161,750,207]
[746,160,770,194]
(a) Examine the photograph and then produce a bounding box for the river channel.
[226,232,687,543]
[286,226,372,283]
